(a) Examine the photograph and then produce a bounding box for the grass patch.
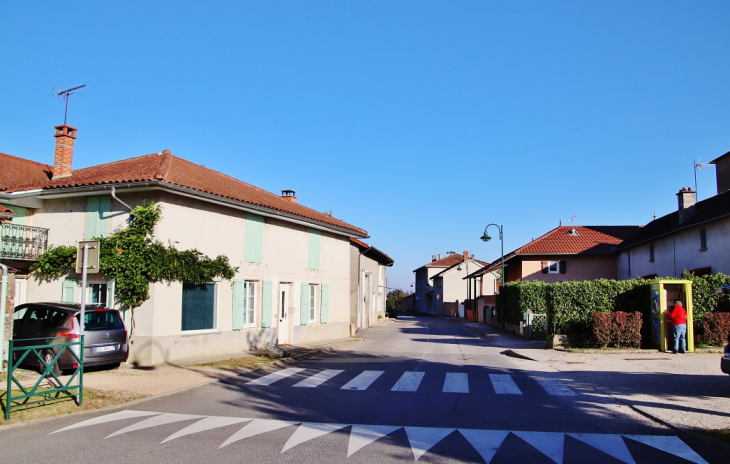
[1,387,146,426]
[193,355,277,370]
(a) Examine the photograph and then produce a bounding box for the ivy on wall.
[31,203,238,308]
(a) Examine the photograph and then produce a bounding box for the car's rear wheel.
[40,350,62,377]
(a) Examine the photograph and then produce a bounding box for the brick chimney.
[53,124,77,178]
[280,190,297,203]
[463,250,469,261]
[677,187,696,222]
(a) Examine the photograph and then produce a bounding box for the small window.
[309,284,317,322]
[547,261,560,273]
[87,283,108,306]
[182,282,216,331]
[700,229,707,251]
[243,281,256,327]
[649,244,655,262]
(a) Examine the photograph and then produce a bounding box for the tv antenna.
[53,84,87,125]
[694,159,708,197]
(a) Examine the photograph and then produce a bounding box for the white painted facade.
[12,189,356,365]
[617,217,730,279]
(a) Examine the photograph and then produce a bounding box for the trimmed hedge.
[701,312,730,347]
[592,311,642,348]
[501,281,548,325]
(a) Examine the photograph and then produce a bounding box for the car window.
[26,308,68,328]
[79,311,125,331]
[13,307,29,322]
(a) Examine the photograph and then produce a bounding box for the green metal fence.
[4,336,84,420]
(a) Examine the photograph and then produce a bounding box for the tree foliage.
[31,203,238,308]
[386,288,406,312]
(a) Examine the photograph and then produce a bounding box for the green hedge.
[500,273,730,347]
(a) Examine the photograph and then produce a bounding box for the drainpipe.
[111,186,134,212]
[0,263,7,373]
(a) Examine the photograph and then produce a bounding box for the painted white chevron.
[51,410,711,464]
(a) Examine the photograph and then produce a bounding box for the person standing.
[668,300,688,353]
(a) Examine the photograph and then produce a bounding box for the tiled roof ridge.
[154,150,173,180]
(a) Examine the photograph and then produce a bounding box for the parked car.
[12,302,129,376]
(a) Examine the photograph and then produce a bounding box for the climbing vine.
[31,203,238,308]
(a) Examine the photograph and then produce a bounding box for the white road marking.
[340,370,384,390]
[391,371,425,392]
[52,409,708,463]
[489,374,523,395]
[535,377,577,396]
[246,368,305,386]
[442,372,469,393]
[293,369,344,388]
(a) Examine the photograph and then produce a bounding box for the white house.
[0,124,372,365]
[349,238,394,330]
[616,152,730,279]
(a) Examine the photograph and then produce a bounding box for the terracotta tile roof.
[479,225,641,273]
[413,253,467,272]
[617,189,730,250]
[0,150,366,236]
[430,258,490,280]
[350,238,394,266]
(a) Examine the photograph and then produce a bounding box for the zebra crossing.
[245,368,579,396]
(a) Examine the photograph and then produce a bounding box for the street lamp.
[481,224,505,330]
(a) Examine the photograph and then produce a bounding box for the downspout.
[111,186,134,213]
[0,263,7,373]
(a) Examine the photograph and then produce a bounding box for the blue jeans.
[673,324,687,352]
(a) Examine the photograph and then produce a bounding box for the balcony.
[0,223,49,260]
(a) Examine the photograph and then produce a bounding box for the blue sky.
[2,1,729,291]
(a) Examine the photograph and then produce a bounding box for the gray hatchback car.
[12,302,129,375]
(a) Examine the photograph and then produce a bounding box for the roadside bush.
[592,311,642,348]
[682,272,730,335]
[700,312,730,347]
[501,281,548,324]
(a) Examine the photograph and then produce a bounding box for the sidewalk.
[447,315,730,438]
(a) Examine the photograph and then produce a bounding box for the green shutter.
[320,284,329,324]
[97,196,112,238]
[300,283,309,325]
[107,279,116,308]
[62,278,78,303]
[232,280,245,330]
[11,206,27,226]
[85,197,100,239]
[262,280,272,328]
[244,214,264,263]
[307,229,321,270]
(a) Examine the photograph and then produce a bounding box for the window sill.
[181,329,221,336]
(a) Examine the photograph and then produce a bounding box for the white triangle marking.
[568,433,636,464]
[513,431,565,464]
[624,435,709,464]
[219,419,299,448]
[404,427,455,461]
[459,429,510,463]
[281,422,349,452]
[106,412,203,438]
[348,425,402,457]
[161,416,252,443]
[51,410,161,434]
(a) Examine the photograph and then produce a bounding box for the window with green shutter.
[300,282,309,325]
[62,278,78,303]
[232,280,245,330]
[262,281,272,328]
[244,213,264,263]
[307,228,321,270]
[320,284,329,324]
[85,196,112,239]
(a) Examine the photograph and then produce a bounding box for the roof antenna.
[53,84,87,125]
[694,159,707,198]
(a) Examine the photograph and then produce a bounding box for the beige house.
[413,252,467,314]
[349,239,394,330]
[0,124,370,365]
[429,252,486,317]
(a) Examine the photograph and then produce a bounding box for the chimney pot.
[280,189,297,203]
[432,255,437,262]
[53,124,77,179]
[677,187,697,222]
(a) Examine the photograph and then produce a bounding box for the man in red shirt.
[668,300,688,353]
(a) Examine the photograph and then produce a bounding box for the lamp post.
[481,224,505,330]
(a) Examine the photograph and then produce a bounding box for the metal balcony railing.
[0,223,49,260]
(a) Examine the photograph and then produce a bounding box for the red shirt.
[669,305,687,325]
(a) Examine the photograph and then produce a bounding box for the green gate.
[4,336,84,420]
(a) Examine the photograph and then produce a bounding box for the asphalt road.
[0,315,724,463]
